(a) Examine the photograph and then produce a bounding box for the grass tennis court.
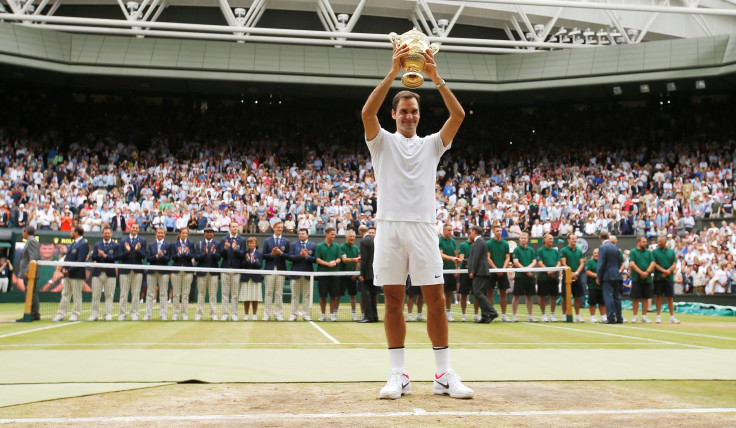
[1,302,735,426]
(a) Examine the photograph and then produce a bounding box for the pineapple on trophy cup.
[388,27,440,88]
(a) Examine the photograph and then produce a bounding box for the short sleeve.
[365,128,388,155]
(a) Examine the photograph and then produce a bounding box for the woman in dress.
[240,237,263,320]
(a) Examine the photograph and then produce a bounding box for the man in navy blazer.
[596,231,623,324]
[194,225,221,321]
[53,226,90,322]
[171,228,196,320]
[262,218,290,321]
[287,228,317,321]
[89,226,119,321]
[219,221,247,321]
[145,227,172,321]
[117,222,147,321]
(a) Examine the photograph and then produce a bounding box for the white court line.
[0,342,664,347]
[1,407,734,424]
[0,322,78,339]
[307,321,340,344]
[617,325,736,342]
[525,322,714,349]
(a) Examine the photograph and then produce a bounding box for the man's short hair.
[298,228,309,235]
[470,225,483,235]
[358,225,368,234]
[392,90,421,111]
[325,226,336,235]
[599,231,610,240]
[24,225,35,236]
[102,226,112,232]
[74,226,85,236]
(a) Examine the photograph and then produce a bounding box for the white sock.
[446,309,451,314]
[388,347,406,373]
[433,346,451,375]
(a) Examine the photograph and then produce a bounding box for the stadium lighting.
[568,28,581,36]
[548,36,558,42]
[126,1,139,12]
[695,80,706,89]
[555,27,567,36]
[640,84,650,93]
[534,24,545,37]
[613,86,622,95]
[583,28,594,37]
[561,35,571,43]
[666,82,677,92]
[627,28,639,41]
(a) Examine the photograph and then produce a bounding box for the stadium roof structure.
[1,0,735,99]
[3,0,736,51]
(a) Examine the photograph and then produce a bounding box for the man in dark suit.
[467,225,497,323]
[262,218,289,321]
[53,226,90,322]
[117,222,147,321]
[358,225,379,323]
[287,228,317,321]
[597,231,623,324]
[17,225,41,321]
[145,227,172,321]
[111,210,126,232]
[171,228,196,320]
[12,204,28,229]
[194,225,221,321]
[219,221,246,321]
[89,226,119,321]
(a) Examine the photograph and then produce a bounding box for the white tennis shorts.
[373,220,444,286]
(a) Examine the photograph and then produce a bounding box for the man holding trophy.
[361,28,473,400]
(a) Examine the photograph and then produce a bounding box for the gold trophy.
[389,27,440,88]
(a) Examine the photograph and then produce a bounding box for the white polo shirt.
[366,128,449,224]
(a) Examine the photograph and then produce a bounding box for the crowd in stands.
[0,87,735,295]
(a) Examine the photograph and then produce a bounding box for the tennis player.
[362,42,473,399]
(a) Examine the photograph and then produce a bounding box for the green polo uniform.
[536,246,560,281]
[560,246,584,273]
[316,242,342,272]
[339,243,360,272]
[487,238,510,270]
[458,241,472,264]
[439,235,458,270]
[652,247,676,281]
[629,247,655,283]
[513,245,536,268]
[585,259,600,290]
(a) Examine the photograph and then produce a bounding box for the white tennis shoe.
[378,369,411,399]
[433,369,474,399]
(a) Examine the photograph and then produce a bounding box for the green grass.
[2,302,735,350]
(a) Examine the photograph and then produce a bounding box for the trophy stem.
[401,72,424,89]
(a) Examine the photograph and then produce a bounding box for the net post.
[308,274,314,320]
[564,266,573,323]
[21,261,37,322]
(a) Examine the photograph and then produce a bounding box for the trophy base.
[401,72,424,89]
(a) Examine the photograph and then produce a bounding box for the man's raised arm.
[422,50,465,147]
[361,44,409,141]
